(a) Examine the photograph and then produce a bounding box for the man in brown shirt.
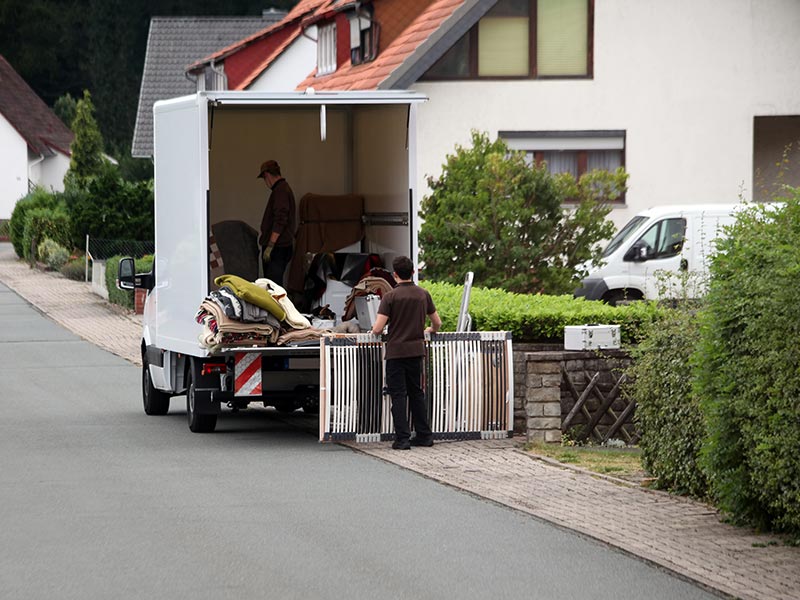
[257,159,296,286]
[371,256,442,450]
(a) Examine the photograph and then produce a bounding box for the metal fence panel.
[320,332,513,442]
[86,237,154,261]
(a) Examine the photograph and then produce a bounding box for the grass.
[524,442,649,485]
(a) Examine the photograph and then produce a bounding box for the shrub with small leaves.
[37,238,70,271]
[627,305,709,498]
[22,206,71,262]
[60,256,88,281]
[9,188,61,258]
[694,192,800,535]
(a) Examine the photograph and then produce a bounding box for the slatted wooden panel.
[320,332,514,442]
[561,366,637,443]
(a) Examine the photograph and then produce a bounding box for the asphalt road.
[0,281,717,600]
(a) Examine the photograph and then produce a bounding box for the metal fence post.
[85,234,89,282]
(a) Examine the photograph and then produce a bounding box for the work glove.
[262,244,274,262]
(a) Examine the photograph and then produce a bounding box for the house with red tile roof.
[185,0,330,93]
[0,55,74,219]
[185,0,800,227]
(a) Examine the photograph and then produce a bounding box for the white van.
[574,204,743,304]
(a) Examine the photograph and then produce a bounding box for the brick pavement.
[2,242,799,600]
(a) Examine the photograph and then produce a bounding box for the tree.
[419,131,625,295]
[54,93,77,128]
[66,90,104,187]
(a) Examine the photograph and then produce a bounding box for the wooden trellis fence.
[561,365,638,444]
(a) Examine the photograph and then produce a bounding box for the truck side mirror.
[117,257,136,290]
[624,240,649,262]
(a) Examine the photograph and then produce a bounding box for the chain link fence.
[85,235,154,282]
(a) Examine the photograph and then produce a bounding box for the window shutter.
[478,17,529,76]
[537,0,588,76]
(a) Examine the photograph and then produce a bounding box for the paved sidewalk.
[0,243,142,365]
[1,242,799,600]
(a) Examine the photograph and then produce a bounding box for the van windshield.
[602,216,648,258]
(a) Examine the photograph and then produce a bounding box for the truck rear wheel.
[142,356,170,416]
[186,367,217,433]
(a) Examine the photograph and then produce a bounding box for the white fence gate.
[320,332,514,442]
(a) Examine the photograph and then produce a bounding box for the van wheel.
[142,356,170,415]
[603,289,642,306]
[186,367,217,433]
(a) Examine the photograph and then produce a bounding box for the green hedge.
[105,254,154,310]
[9,188,63,258]
[627,307,709,497]
[420,280,663,344]
[22,206,71,262]
[694,196,800,535]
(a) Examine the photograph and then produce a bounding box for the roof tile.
[0,55,73,157]
[296,0,466,91]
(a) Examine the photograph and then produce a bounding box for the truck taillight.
[201,363,227,376]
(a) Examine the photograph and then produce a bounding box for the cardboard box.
[564,325,621,350]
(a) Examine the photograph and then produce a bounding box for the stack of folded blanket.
[195,274,310,351]
[196,274,365,351]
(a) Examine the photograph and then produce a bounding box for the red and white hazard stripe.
[234,352,262,397]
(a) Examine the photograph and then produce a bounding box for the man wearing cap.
[257,160,296,286]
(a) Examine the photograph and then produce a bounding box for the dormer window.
[350,8,379,66]
[317,23,337,76]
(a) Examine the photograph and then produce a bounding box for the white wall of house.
[412,0,800,230]
[248,30,318,92]
[0,114,29,219]
[32,151,70,194]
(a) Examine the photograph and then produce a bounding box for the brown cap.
[256,159,280,178]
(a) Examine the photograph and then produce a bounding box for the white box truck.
[574,204,743,304]
[118,90,426,432]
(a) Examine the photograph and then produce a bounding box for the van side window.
[635,218,686,260]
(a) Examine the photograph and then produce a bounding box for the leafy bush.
[63,163,154,250]
[694,194,800,535]
[61,256,88,281]
[22,206,71,262]
[8,188,61,258]
[37,238,70,271]
[627,306,709,497]
[105,254,154,309]
[419,131,623,295]
[0,219,9,240]
[420,280,663,344]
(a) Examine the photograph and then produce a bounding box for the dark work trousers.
[386,356,432,443]
[262,244,293,286]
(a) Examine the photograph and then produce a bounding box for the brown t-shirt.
[378,282,436,359]
[259,178,296,248]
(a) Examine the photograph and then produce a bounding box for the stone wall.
[513,345,632,443]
